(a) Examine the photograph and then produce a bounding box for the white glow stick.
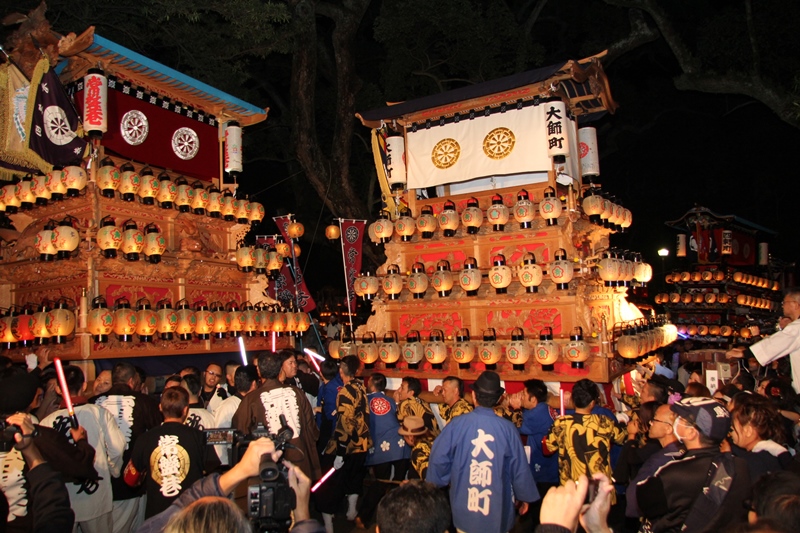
[272,331,276,352]
[311,467,336,493]
[303,348,325,362]
[238,336,247,366]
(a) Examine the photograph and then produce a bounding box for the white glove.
[334,455,344,470]
[615,412,630,425]
[25,353,38,372]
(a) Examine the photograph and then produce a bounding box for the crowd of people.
[2,296,800,533]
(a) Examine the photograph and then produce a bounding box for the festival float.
[346,53,677,385]
[0,7,301,374]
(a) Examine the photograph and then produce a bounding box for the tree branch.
[603,9,660,65]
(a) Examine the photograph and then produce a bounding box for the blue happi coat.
[427,407,539,533]
[365,391,409,465]
[519,402,559,484]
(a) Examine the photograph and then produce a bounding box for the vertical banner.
[273,216,317,312]
[339,220,366,312]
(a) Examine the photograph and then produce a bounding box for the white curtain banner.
[406,105,557,189]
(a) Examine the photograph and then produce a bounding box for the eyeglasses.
[205,370,221,377]
[651,419,673,426]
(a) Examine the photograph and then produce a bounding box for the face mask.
[673,418,684,443]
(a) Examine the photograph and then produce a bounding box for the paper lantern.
[506,327,531,366]
[394,211,416,242]
[53,216,80,260]
[431,260,454,297]
[1,308,18,349]
[0,186,6,213]
[633,256,653,286]
[121,220,144,261]
[459,257,482,296]
[86,296,114,343]
[578,126,600,179]
[220,190,235,221]
[31,173,51,206]
[34,220,57,261]
[438,199,459,237]
[96,159,120,199]
[545,99,570,158]
[204,184,221,218]
[549,248,574,290]
[479,328,502,365]
[452,329,476,364]
[407,262,429,299]
[379,331,401,364]
[373,211,393,243]
[461,197,483,234]
[565,327,590,369]
[83,67,108,137]
[382,264,404,300]
[43,167,64,203]
[274,238,290,258]
[325,222,341,240]
[118,163,141,202]
[357,331,379,365]
[267,245,283,279]
[616,326,640,360]
[517,252,543,293]
[227,301,245,338]
[254,247,268,275]
[176,299,197,340]
[234,198,251,223]
[211,302,230,339]
[32,301,52,345]
[224,121,243,173]
[143,224,167,264]
[424,329,448,365]
[191,181,209,215]
[355,271,380,301]
[416,205,437,239]
[513,189,535,229]
[156,299,179,341]
[535,327,560,371]
[385,136,407,190]
[18,175,35,210]
[539,186,562,226]
[598,251,620,287]
[236,246,256,273]
[337,332,357,359]
[135,299,157,343]
[135,167,158,205]
[402,330,424,365]
[248,201,265,224]
[64,165,88,198]
[488,254,512,295]
[486,194,509,231]
[175,177,194,213]
[48,298,76,344]
[582,186,604,225]
[96,216,122,259]
[157,172,178,209]
[2,181,20,213]
[242,302,260,337]
[287,220,305,239]
[11,306,36,348]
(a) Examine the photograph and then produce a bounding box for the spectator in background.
[433,376,472,425]
[180,374,215,431]
[375,480,451,533]
[728,393,792,482]
[223,360,239,391]
[92,370,112,396]
[746,471,800,532]
[163,375,182,390]
[546,379,626,503]
[135,367,149,395]
[179,367,201,380]
[394,377,439,438]
[325,314,341,341]
[315,359,343,454]
[199,364,227,414]
[683,382,711,398]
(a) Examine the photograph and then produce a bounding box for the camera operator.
[136,437,323,533]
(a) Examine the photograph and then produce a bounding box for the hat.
[670,397,731,441]
[650,374,685,395]
[472,371,504,396]
[397,416,428,436]
[0,371,40,415]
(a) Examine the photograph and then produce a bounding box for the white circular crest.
[43,106,77,145]
[345,226,360,244]
[172,127,199,160]
[120,110,149,145]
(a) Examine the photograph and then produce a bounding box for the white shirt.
[750,318,800,393]
[213,395,242,465]
[41,403,126,521]
[184,407,216,431]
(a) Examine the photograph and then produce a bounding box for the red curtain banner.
[272,217,317,312]
[339,220,366,312]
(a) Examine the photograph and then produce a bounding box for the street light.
[657,248,669,290]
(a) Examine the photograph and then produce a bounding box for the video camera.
[0,419,22,453]
[206,415,297,533]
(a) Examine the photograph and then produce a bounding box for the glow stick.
[559,390,565,417]
[238,336,248,366]
[303,348,326,362]
[54,358,79,429]
[311,467,337,493]
[272,331,276,352]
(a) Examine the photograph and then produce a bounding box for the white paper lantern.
[385,136,406,190]
[224,122,243,173]
[83,68,108,137]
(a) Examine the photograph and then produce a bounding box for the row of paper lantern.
[654,292,778,311]
[0,160,264,224]
[330,327,593,369]
[596,250,653,287]
[673,324,759,338]
[85,298,311,343]
[664,270,779,290]
[0,299,77,348]
[354,252,574,299]
[615,321,678,360]
[367,186,632,243]
[236,221,305,274]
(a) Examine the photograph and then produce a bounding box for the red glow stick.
[311,467,336,493]
[54,358,79,429]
